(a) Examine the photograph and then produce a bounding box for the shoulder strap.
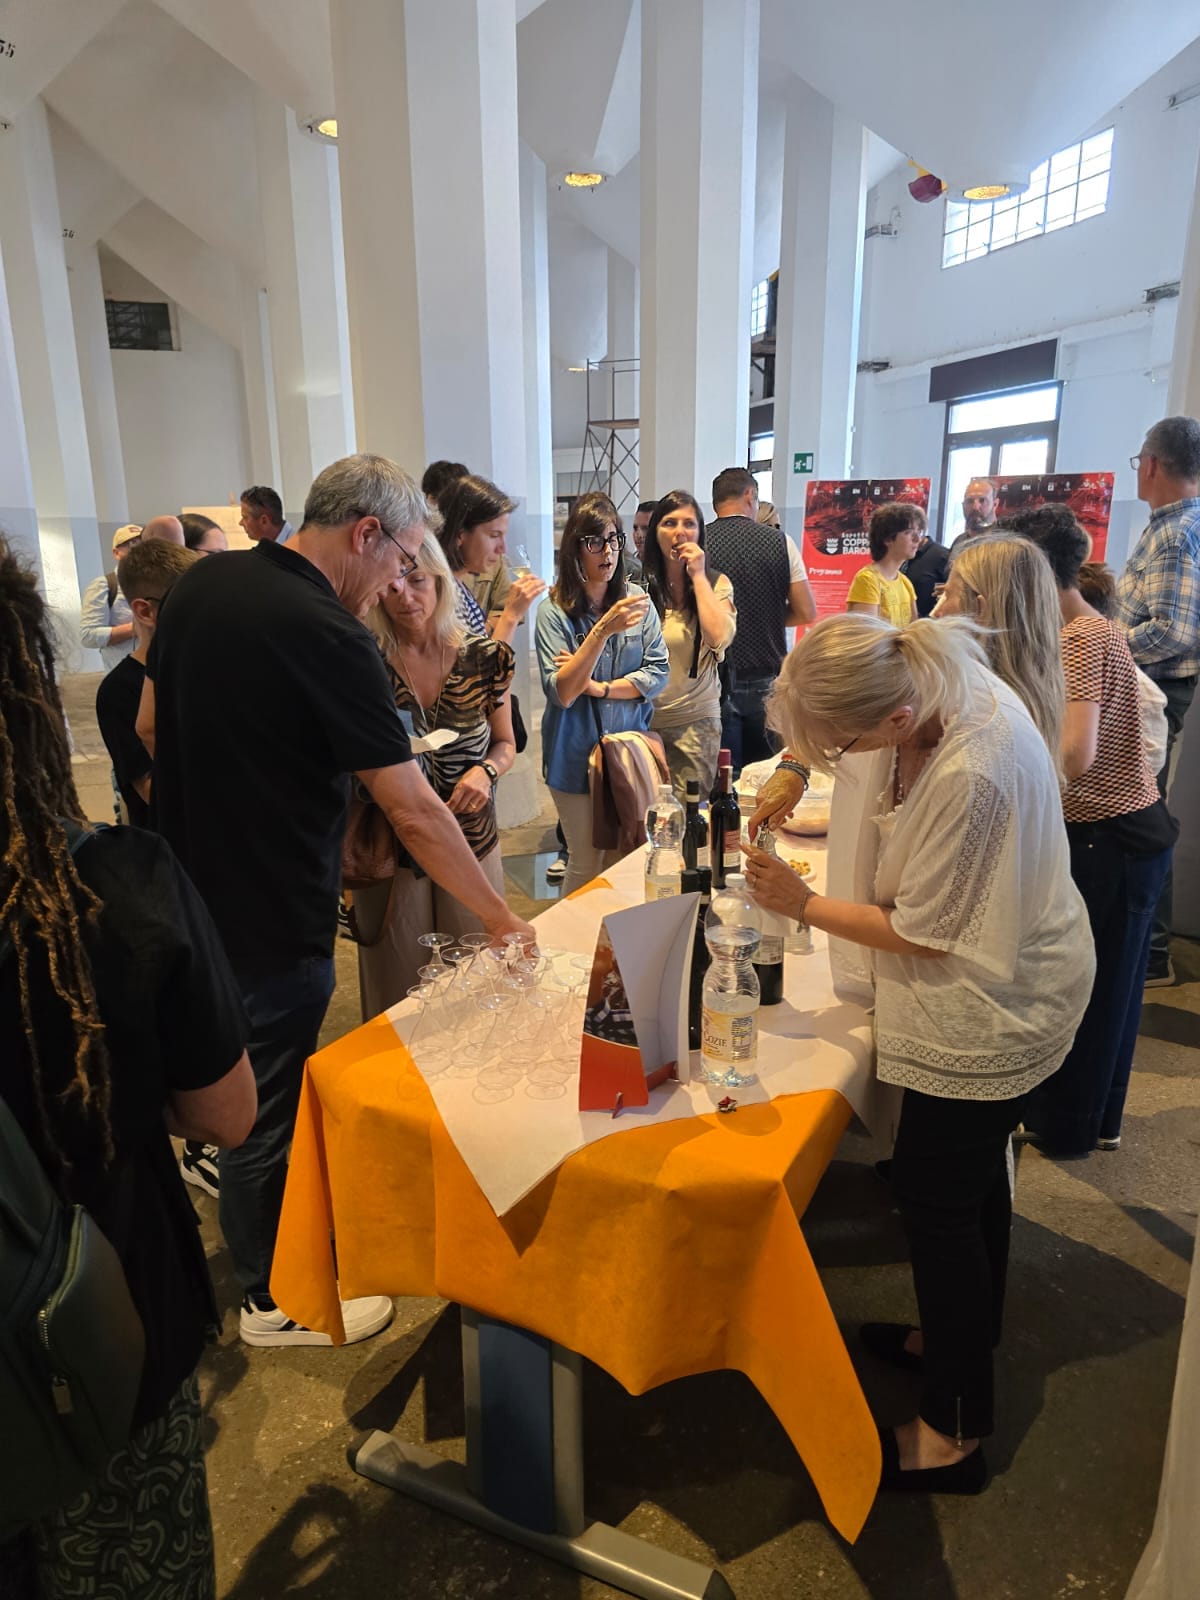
[106,570,118,608]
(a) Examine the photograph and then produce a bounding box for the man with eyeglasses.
[80,523,143,670]
[1116,415,1200,987]
[139,454,537,1349]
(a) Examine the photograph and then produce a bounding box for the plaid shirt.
[1115,497,1200,681]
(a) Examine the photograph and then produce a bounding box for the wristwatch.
[600,682,611,699]
[481,760,500,786]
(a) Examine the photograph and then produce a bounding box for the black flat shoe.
[861,1322,923,1374]
[878,1427,988,1495]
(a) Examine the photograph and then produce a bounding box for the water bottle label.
[758,934,784,965]
[701,1008,757,1062]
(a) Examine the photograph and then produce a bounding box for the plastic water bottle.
[644,783,685,901]
[752,827,791,1006]
[701,873,761,1086]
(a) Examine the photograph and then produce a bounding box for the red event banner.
[803,479,930,621]
[989,472,1112,563]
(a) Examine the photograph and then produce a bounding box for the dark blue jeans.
[1148,675,1195,972]
[219,956,336,1300]
[1027,825,1171,1152]
[720,673,778,775]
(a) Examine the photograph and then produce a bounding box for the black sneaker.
[545,852,569,883]
[181,1142,220,1198]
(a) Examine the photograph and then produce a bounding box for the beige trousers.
[549,787,621,899]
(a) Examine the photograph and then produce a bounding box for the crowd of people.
[2,413,1197,1586]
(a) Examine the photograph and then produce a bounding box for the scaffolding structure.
[577,357,640,514]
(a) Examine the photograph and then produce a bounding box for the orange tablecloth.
[272,1015,881,1542]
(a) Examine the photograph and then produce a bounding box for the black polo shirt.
[904,538,951,618]
[148,540,413,978]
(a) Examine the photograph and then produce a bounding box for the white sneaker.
[239,1294,394,1348]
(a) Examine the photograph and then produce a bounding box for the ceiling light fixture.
[566,365,587,373]
[962,183,1011,201]
[563,171,606,189]
[297,113,338,144]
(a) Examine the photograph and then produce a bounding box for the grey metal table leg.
[349,1309,735,1600]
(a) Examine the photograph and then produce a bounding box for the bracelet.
[797,885,814,929]
[777,757,811,784]
[600,681,611,700]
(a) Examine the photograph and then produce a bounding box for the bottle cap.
[717,749,731,768]
[726,873,747,890]
[686,779,700,800]
[681,867,701,893]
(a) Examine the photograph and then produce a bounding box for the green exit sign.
[793,452,814,474]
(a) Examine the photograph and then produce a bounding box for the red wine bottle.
[682,866,713,1052]
[710,765,741,890]
[683,779,708,873]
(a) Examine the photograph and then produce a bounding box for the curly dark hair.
[0,537,112,1169]
[1000,504,1089,589]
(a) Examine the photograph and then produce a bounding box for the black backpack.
[0,820,145,1538]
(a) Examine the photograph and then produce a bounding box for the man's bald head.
[142,515,185,546]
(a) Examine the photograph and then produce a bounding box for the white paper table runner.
[387,838,890,1216]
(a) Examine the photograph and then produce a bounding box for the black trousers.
[890,1086,1028,1441]
[1148,674,1196,970]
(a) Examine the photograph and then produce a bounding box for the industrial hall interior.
[3,2,1200,1600]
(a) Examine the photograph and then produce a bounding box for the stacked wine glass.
[406,934,592,1104]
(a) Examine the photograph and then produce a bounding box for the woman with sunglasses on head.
[641,490,736,797]
[535,493,668,896]
[742,613,1094,1494]
[436,473,546,643]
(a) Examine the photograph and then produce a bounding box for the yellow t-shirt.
[846,565,917,627]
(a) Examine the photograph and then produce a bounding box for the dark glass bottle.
[683,779,708,873]
[682,866,713,1052]
[710,765,741,890]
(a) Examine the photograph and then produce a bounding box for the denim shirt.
[535,587,669,794]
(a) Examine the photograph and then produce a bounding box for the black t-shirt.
[904,539,951,618]
[148,540,414,978]
[0,826,247,1430]
[95,655,152,827]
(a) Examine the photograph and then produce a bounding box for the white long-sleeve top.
[80,573,135,671]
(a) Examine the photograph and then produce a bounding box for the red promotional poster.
[803,479,931,620]
[990,473,1113,562]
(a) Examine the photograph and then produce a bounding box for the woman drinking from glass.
[436,473,546,642]
[535,496,668,897]
[642,489,736,796]
[742,613,1094,1493]
[355,532,516,1016]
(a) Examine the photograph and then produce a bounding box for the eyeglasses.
[832,735,861,761]
[1129,453,1144,471]
[580,533,625,554]
[379,526,418,581]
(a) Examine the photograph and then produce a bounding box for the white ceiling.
[0,0,1196,343]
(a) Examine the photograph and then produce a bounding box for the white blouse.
[826,673,1096,1101]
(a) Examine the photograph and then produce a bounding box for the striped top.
[387,633,515,859]
[1061,615,1159,824]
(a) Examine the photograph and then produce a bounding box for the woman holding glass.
[436,473,546,643]
[535,494,668,897]
[743,613,1094,1493]
[641,489,736,796]
[354,532,516,1018]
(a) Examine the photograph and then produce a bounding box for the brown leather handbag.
[341,783,399,946]
[587,703,670,854]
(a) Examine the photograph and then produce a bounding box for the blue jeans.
[720,673,778,775]
[1026,825,1171,1152]
[219,956,336,1299]
[1148,675,1195,971]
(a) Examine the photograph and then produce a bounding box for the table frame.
[351,1308,736,1600]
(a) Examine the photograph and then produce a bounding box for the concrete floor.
[63,672,1199,1600]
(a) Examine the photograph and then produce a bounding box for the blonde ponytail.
[767,612,991,773]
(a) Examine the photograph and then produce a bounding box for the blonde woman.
[743,614,1094,1494]
[354,532,516,1017]
[936,535,1065,765]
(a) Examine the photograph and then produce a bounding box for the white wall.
[548,216,609,451]
[853,39,1200,565]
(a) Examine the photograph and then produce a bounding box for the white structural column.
[330,0,527,496]
[520,142,554,581]
[1164,149,1200,936]
[254,106,355,515]
[0,243,40,576]
[640,0,759,500]
[67,243,129,541]
[239,282,283,492]
[772,80,868,525]
[0,101,101,657]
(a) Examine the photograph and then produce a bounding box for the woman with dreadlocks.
[0,536,255,1599]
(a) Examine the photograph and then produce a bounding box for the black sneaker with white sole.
[180,1141,220,1198]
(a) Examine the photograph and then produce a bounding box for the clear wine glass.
[417,932,454,970]
[511,542,533,579]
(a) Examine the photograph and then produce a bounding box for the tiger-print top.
[387,633,515,859]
